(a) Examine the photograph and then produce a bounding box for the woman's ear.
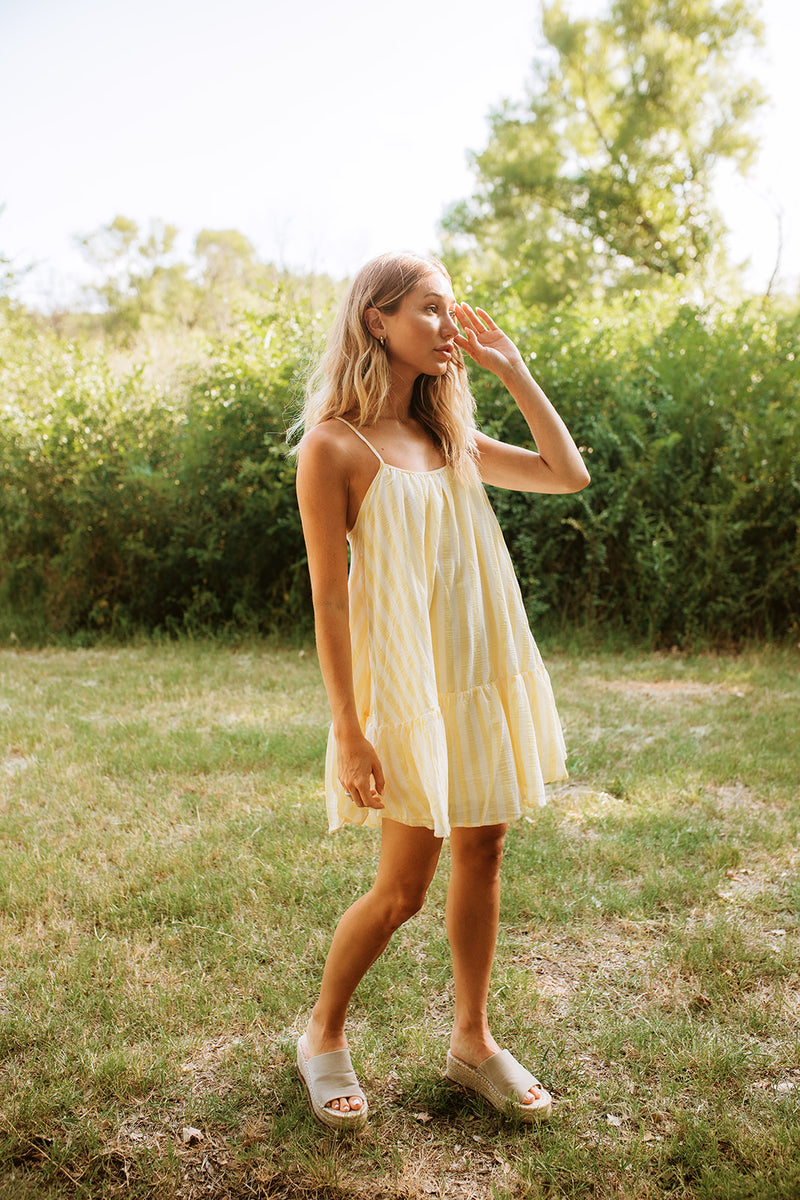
[364,307,386,341]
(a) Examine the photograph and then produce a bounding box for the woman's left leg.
[446,823,542,1107]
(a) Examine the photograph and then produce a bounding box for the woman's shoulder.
[299,416,351,456]
[297,415,381,526]
[298,415,375,473]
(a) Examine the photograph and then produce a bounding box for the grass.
[0,638,798,1199]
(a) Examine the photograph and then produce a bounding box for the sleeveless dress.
[324,419,568,838]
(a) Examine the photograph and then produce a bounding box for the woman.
[293,252,589,1129]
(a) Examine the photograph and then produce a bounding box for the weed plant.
[1,639,798,1198]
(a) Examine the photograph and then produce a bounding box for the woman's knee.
[451,824,507,880]
[381,882,429,930]
[373,820,441,929]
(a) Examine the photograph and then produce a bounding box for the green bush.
[479,296,800,645]
[162,306,318,634]
[0,293,329,640]
[0,290,797,646]
[0,311,177,638]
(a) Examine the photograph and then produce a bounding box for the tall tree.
[195,229,259,290]
[0,203,27,299]
[193,229,271,332]
[78,216,197,340]
[443,0,765,304]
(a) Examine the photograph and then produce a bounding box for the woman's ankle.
[450,1021,500,1066]
[305,1010,348,1057]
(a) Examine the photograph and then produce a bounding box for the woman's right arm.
[295,426,385,810]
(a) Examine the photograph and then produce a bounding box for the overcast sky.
[2,0,798,307]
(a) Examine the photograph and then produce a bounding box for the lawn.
[0,640,798,1198]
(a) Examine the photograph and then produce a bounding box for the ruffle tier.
[325,662,567,839]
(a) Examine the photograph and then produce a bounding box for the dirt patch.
[180,1032,249,1098]
[508,919,667,1008]
[386,1138,519,1200]
[1,752,33,777]
[597,679,750,700]
[707,784,767,812]
[104,1113,521,1200]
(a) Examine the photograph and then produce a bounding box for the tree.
[0,248,13,298]
[77,216,198,340]
[195,228,258,289]
[0,203,32,300]
[193,229,272,333]
[442,0,765,304]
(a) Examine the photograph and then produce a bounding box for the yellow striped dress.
[324,419,568,838]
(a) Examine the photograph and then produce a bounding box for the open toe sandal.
[446,1049,552,1122]
[296,1037,368,1130]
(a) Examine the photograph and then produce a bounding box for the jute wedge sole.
[296,1037,368,1131]
[445,1049,552,1122]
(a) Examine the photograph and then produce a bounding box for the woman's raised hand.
[454,303,526,379]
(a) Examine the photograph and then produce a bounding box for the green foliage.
[0,284,797,646]
[443,0,765,304]
[74,215,319,344]
[77,215,196,342]
[0,286,335,640]
[479,294,799,645]
[167,300,328,634]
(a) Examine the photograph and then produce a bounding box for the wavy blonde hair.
[291,253,478,478]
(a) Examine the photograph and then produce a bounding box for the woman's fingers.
[474,306,500,330]
[336,733,385,809]
[455,302,481,333]
[456,302,499,334]
[343,781,384,810]
[339,750,385,810]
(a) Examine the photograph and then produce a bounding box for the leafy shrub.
[479,296,800,645]
[0,312,171,637]
[0,290,331,640]
[160,303,323,634]
[0,289,797,646]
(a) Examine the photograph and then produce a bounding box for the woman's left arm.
[455,303,590,495]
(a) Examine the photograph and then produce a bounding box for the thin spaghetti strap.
[335,417,385,464]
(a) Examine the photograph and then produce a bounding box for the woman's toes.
[326,1096,361,1113]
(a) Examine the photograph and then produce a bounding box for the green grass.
[1,640,798,1198]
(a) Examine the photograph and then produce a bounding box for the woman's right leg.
[302,818,443,1113]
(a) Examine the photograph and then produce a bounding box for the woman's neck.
[376,406,414,426]
[380,367,418,419]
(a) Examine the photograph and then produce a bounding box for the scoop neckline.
[381,461,448,476]
[334,417,447,475]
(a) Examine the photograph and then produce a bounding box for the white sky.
[1,0,798,308]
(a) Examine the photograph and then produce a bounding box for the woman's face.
[378,271,460,379]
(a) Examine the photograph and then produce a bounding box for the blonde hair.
[291,253,478,478]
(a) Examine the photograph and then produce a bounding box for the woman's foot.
[449,1032,544,1108]
[301,1018,364,1115]
[445,1046,552,1122]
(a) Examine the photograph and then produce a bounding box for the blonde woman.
[294,253,589,1129]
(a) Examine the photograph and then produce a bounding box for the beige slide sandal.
[445,1049,552,1122]
[296,1037,368,1130]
